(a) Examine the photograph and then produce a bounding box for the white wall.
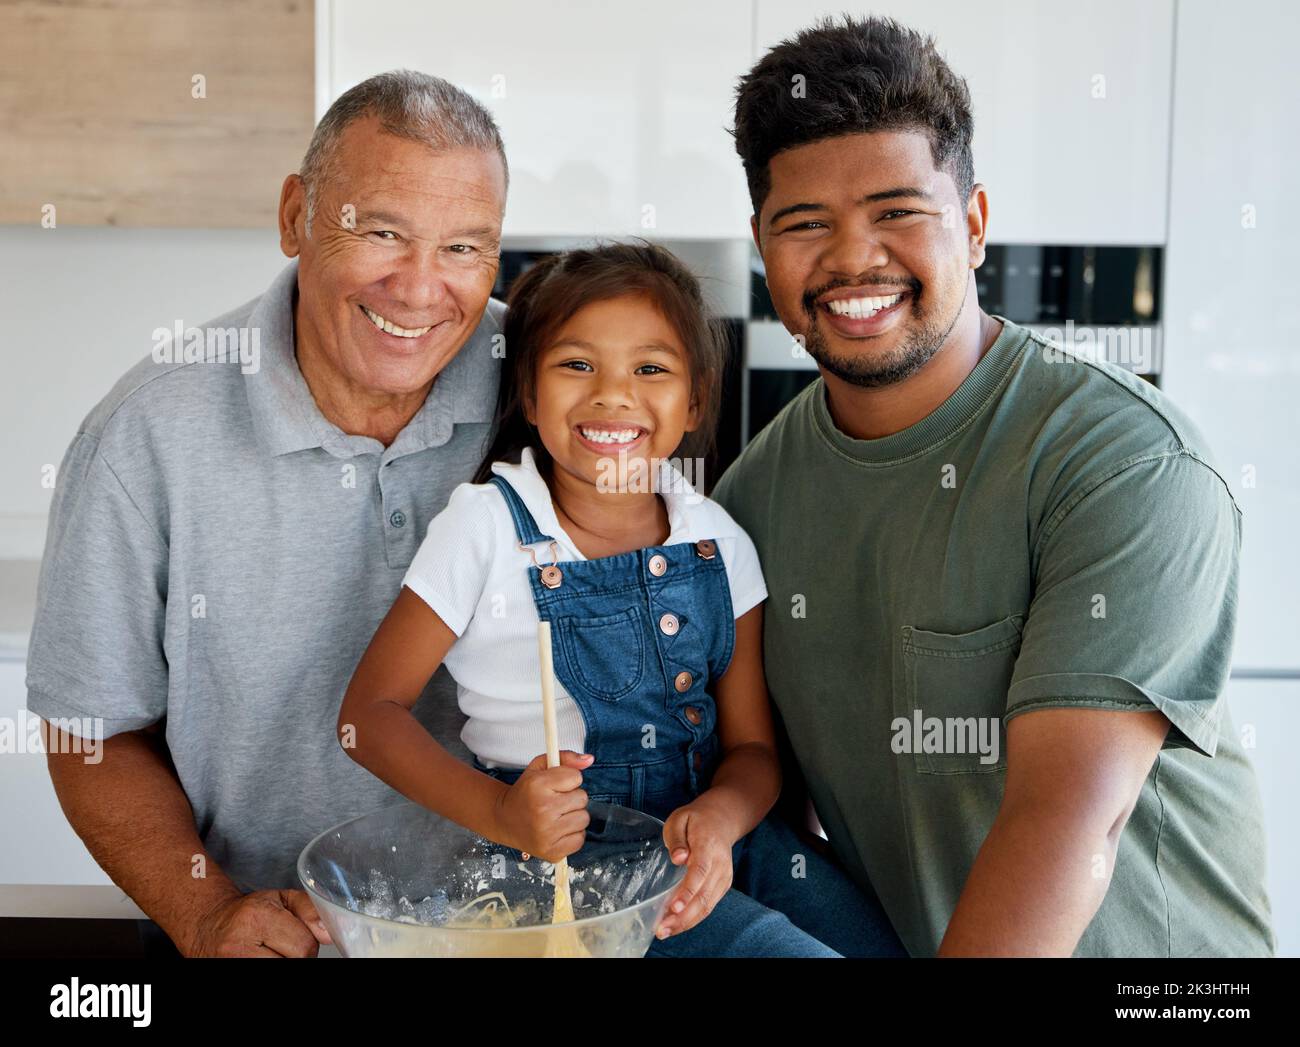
[0,227,289,559]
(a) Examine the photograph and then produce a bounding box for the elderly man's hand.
[187,890,332,957]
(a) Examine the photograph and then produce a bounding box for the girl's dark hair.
[470,241,729,485]
[732,15,975,217]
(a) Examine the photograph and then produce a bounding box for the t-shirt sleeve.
[707,457,742,515]
[402,483,496,636]
[1006,451,1240,757]
[704,499,767,619]
[25,433,169,739]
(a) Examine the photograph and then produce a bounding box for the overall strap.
[487,474,554,547]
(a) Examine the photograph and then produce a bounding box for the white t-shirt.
[402,447,768,768]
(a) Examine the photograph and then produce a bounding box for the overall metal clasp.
[519,540,564,588]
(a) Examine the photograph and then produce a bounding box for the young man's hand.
[657,802,738,937]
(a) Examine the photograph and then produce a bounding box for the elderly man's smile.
[356,302,449,350]
[359,303,438,338]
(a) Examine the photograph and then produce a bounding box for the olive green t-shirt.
[710,317,1273,957]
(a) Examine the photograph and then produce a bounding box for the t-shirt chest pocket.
[894,615,1024,774]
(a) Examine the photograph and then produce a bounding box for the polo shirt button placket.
[380,462,418,567]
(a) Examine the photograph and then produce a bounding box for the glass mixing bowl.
[298,800,685,957]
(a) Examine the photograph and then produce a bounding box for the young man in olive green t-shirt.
[711,16,1273,957]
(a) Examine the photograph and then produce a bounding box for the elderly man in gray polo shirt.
[26,71,507,957]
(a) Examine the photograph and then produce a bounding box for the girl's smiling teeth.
[576,423,648,446]
[360,304,435,338]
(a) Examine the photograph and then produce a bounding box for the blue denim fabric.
[645,813,910,959]
[480,475,907,957]
[488,474,729,812]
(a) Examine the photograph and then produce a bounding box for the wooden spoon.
[536,621,588,956]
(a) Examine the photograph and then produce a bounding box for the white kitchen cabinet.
[1160,0,1300,672]
[0,658,114,886]
[325,0,1175,242]
[325,0,755,239]
[1222,677,1300,957]
[754,0,1175,244]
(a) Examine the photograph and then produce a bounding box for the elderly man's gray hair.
[299,69,508,235]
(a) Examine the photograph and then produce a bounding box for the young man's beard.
[801,286,965,389]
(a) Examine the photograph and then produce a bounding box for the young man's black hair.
[732,15,975,217]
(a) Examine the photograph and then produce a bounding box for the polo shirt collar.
[491,445,704,553]
[243,258,502,460]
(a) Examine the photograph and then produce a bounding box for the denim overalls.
[474,474,730,822]
[471,473,911,958]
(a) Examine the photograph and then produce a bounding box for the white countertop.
[0,883,146,920]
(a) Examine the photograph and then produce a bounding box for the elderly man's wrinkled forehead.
[308,114,506,232]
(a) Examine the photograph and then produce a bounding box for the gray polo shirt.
[26,259,505,890]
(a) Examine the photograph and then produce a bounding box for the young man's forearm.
[937,806,1116,956]
[44,724,243,954]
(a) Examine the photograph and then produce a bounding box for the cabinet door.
[0,661,114,885]
[1223,678,1300,957]
[329,0,755,238]
[754,0,1174,244]
[1161,0,1300,671]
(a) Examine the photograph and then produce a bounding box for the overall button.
[693,751,704,770]
[658,612,679,636]
[674,671,693,693]
[694,539,716,559]
[540,564,564,589]
[684,706,702,725]
[648,554,668,577]
[389,510,406,528]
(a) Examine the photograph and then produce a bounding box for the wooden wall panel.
[0,0,315,227]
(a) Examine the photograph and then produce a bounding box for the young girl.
[339,242,903,958]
